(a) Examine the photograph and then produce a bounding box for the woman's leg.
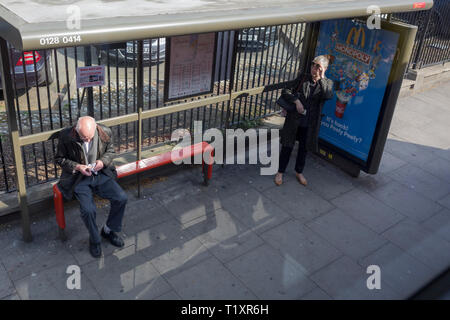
[278,145,294,174]
[294,126,309,174]
[275,144,294,185]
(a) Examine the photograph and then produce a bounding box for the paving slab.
[301,161,356,201]
[382,219,450,274]
[82,246,172,300]
[200,167,254,200]
[384,138,437,167]
[220,188,292,235]
[370,180,443,222]
[0,219,77,282]
[152,180,204,206]
[421,123,450,149]
[306,209,387,260]
[154,290,182,300]
[13,263,101,300]
[130,219,212,278]
[166,256,257,300]
[351,171,393,193]
[389,119,449,150]
[300,286,332,300]
[230,163,292,193]
[262,180,335,224]
[358,243,435,298]
[260,219,342,275]
[1,293,21,300]
[331,189,405,234]
[418,157,450,185]
[376,151,408,175]
[421,208,450,243]
[438,194,450,210]
[310,256,400,300]
[164,191,222,225]
[0,263,15,299]
[122,199,174,235]
[433,147,450,163]
[389,164,450,202]
[225,244,316,299]
[182,209,264,264]
[390,98,434,130]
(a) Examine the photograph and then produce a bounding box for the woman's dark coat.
[280,73,334,152]
[55,124,117,200]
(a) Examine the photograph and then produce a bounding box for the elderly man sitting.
[55,116,128,258]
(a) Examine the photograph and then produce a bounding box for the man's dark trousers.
[73,172,127,244]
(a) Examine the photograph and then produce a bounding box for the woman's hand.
[320,67,326,80]
[295,100,305,114]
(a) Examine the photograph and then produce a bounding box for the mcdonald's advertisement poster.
[315,19,399,162]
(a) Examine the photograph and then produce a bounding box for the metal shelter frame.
[0,0,433,241]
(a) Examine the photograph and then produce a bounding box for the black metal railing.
[392,1,450,69]
[0,23,306,193]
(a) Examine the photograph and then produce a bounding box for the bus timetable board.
[312,18,417,176]
[165,33,217,102]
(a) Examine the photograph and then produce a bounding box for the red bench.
[53,141,214,240]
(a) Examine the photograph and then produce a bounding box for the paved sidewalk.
[1,82,449,300]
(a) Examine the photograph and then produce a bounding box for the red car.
[0,46,54,96]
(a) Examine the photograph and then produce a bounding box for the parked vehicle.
[0,48,53,94]
[238,26,279,49]
[96,38,166,65]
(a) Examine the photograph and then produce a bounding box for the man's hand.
[94,160,104,172]
[75,164,92,176]
[295,100,305,114]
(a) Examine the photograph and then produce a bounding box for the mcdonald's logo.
[346,27,365,48]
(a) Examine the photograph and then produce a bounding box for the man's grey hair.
[75,116,96,132]
[313,55,329,69]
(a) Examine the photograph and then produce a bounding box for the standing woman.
[275,55,334,186]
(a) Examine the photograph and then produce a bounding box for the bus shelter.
[0,0,432,241]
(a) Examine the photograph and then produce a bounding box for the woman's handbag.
[277,74,308,113]
[276,95,297,112]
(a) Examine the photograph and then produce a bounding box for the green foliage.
[232,119,263,130]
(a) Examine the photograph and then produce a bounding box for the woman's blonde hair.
[313,55,330,69]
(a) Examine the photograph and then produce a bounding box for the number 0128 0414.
[39,35,82,46]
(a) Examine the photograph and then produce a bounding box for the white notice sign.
[76,66,105,88]
[167,33,216,100]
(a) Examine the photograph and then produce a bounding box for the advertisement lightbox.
[312,18,417,176]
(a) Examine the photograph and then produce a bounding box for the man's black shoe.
[89,241,102,258]
[101,228,125,247]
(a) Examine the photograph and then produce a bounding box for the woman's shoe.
[296,173,307,186]
[274,173,283,186]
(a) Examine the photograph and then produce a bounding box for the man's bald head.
[76,116,97,142]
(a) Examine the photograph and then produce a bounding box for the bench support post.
[137,40,144,198]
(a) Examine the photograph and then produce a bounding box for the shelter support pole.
[299,22,320,74]
[84,46,95,117]
[136,40,144,198]
[0,38,32,242]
